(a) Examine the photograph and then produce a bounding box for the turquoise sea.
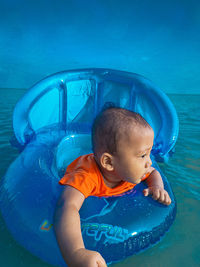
[0,88,200,267]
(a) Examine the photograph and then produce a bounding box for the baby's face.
[112,126,154,184]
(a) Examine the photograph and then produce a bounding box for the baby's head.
[92,107,154,184]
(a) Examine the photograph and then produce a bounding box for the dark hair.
[92,107,152,157]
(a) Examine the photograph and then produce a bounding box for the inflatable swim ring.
[0,68,179,266]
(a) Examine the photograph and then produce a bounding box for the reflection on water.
[0,89,200,267]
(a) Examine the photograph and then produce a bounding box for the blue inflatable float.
[0,68,179,266]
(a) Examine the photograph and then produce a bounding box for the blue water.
[0,89,200,267]
[1,1,200,95]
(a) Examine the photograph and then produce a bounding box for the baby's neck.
[94,155,123,188]
[102,176,122,188]
[99,166,123,188]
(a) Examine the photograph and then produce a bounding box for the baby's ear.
[100,153,114,171]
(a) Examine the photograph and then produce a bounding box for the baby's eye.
[141,154,146,158]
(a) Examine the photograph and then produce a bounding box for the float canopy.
[13,68,179,161]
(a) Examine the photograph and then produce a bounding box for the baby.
[54,107,171,267]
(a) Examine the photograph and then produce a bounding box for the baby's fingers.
[157,190,165,203]
[163,192,172,206]
[143,187,161,200]
[158,191,171,205]
[151,188,161,201]
[143,187,171,206]
[143,188,149,196]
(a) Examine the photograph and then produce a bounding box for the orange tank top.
[59,153,150,198]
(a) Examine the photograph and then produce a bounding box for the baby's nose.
[145,157,152,168]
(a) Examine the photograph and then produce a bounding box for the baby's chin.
[124,175,143,184]
[134,175,146,184]
[135,178,142,184]
[127,178,141,184]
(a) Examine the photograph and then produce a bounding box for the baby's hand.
[143,186,171,206]
[71,248,107,267]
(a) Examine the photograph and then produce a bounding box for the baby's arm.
[53,186,107,267]
[143,168,171,205]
